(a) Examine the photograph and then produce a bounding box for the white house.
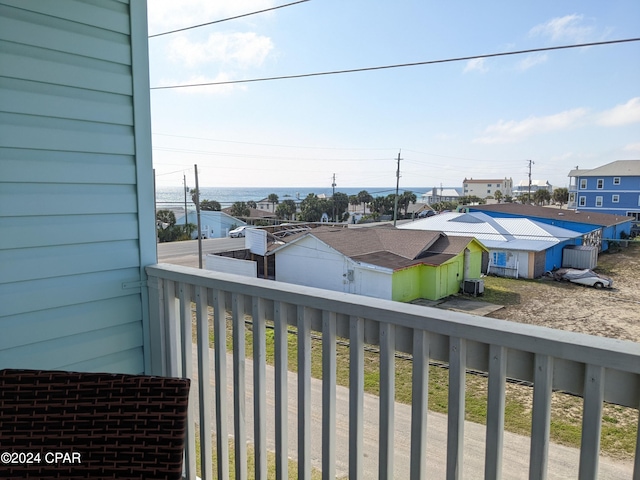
[422,187,461,204]
[462,178,513,199]
[513,179,553,197]
[176,209,245,239]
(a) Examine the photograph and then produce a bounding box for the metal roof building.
[399,212,584,278]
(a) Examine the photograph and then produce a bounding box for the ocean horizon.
[155,186,432,208]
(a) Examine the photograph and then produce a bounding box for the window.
[497,184,501,188]
[613,177,620,185]
[597,179,604,189]
[487,190,491,194]
[487,184,492,187]
[579,196,586,207]
[580,179,587,189]
[612,194,619,203]
[595,196,603,207]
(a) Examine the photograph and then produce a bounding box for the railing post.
[379,322,396,480]
[447,337,466,480]
[529,354,553,480]
[349,316,365,480]
[178,283,197,480]
[410,329,429,480]
[196,285,213,480]
[322,310,337,480]
[579,364,605,480]
[232,293,248,480]
[297,305,312,480]
[485,344,507,480]
[253,297,267,480]
[146,272,166,376]
[274,301,289,480]
[213,290,229,480]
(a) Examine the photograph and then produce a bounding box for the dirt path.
[486,242,640,343]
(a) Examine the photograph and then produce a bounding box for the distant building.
[512,180,552,197]
[270,227,488,302]
[400,211,583,278]
[462,178,513,199]
[177,209,246,239]
[422,187,461,204]
[568,160,640,221]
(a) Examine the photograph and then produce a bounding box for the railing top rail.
[146,263,640,375]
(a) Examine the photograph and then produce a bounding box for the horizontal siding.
[0,0,130,34]
[0,113,134,154]
[63,348,145,375]
[0,213,139,250]
[0,0,150,374]
[0,78,133,125]
[0,41,132,94]
[0,148,136,185]
[0,322,144,372]
[0,240,141,284]
[1,267,143,318]
[0,295,142,350]
[0,3,131,65]
[0,183,138,217]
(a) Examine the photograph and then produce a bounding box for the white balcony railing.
[146,263,639,480]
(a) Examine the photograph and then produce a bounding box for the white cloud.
[596,97,640,126]
[474,97,640,144]
[168,32,274,69]
[516,53,548,71]
[529,14,595,43]
[463,58,488,74]
[474,108,588,144]
[624,142,640,153]
[147,0,275,35]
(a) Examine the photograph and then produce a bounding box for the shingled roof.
[271,226,483,270]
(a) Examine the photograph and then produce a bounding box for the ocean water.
[155,186,428,208]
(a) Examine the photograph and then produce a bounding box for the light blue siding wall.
[0,0,155,374]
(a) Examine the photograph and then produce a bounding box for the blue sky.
[147,1,640,191]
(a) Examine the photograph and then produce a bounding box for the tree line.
[157,187,571,241]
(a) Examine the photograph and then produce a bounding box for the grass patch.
[193,308,637,461]
[194,427,327,480]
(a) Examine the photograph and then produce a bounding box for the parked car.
[417,210,436,218]
[229,226,250,238]
[549,268,613,289]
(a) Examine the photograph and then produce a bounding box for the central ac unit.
[463,279,484,296]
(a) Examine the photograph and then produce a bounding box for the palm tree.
[268,193,279,213]
[247,200,257,209]
[552,188,569,206]
[200,199,221,211]
[399,191,417,217]
[357,190,373,214]
[533,189,551,206]
[494,190,503,203]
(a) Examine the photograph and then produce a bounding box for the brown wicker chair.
[0,369,190,480]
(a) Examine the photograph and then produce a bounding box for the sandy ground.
[487,242,640,343]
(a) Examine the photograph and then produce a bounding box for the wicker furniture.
[0,369,190,480]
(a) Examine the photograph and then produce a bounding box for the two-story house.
[568,160,640,220]
[462,177,513,199]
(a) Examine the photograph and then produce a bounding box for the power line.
[150,37,640,90]
[148,0,310,38]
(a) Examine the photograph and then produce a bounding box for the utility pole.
[393,150,401,227]
[331,173,336,222]
[194,164,203,269]
[527,159,534,204]
[183,174,188,230]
